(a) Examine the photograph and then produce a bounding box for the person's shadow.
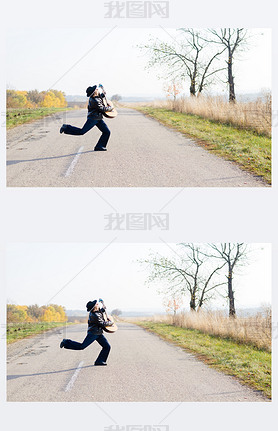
[7,149,96,166]
[7,364,95,381]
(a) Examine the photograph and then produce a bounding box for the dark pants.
[63,332,111,363]
[64,118,110,149]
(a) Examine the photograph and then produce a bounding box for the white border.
[0,1,277,430]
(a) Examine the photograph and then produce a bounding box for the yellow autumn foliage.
[41,304,67,322]
[7,303,67,323]
[7,89,67,109]
[40,90,67,108]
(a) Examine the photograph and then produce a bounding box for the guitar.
[99,84,118,119]
[99,298,118,333]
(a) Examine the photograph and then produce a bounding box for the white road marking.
[65,361,84,392]
[64,146,84,177]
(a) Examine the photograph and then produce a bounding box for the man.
[60,85,113,151]
[60,300,113,366]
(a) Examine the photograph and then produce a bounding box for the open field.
[134,320,271,398]
[6,107,74,129]
[139,309,272,351]
[132,103,271,184]
[7,322,72,344]
[154,95,271,137]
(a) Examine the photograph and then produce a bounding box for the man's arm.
[95,312,113,328]
[95,98,113,113]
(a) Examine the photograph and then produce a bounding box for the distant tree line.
[6,89,67,109]
[7,303,67,323]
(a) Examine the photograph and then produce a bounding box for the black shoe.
[60,339,66,348]
[94,361,107,366]
[60,124,66,134]
[94,147,107,151]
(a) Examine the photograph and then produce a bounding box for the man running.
[60,85,113,151]
[60,300,113,366]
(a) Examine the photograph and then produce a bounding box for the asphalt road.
[6,108,267,187]
[7,322,267,402]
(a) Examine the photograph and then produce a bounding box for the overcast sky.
[6,243,271,312]
[6,28,271,97]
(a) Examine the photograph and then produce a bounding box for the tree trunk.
[190,66,197,96]
[227,49,236,103]
[190,293,196,310]
[198,291,205,309]
[190,79,196,96]
[197,85,203,96]
[228,264,236,317]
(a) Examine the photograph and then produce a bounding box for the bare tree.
[27,304,44,320]
[142,243,225,311]
[206,29,249,102]
[206,243,249,317]
[163,78,183,101]
[111,94,122,101]
[140,28,225,97]
[163,293,183,315]
[27,89,44,105]
[111,309,122,317]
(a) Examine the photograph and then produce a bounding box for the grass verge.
[7,322,71,344]
[135,321,271,399]
[6,107,73,129]
[134,107,271,184]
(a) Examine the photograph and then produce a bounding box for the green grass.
[7,322,71,344]
[135,321,271,399]
[134,107,271,184]
[6,107,73,129]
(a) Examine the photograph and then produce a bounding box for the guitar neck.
[103,94,109,107]
[99,85,108,105]
[100,300,108,319]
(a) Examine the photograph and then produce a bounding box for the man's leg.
[94,120,111,150]
[94,334,111,364]
[63,118,97,136]
[62,332,96,350]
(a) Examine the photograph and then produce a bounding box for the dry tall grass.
[138,308,271,351]
[133,93,271,137]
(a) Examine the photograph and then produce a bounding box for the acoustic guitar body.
[103,99,118,119]
[103,314,118,333]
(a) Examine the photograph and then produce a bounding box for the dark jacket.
[87,308,111,335]
[87,93,110,120]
